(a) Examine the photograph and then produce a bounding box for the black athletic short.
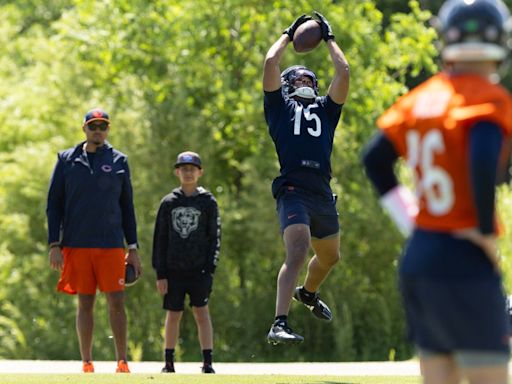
[276,186,339,239]
[163,272,213,311]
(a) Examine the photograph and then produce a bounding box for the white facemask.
[288,86,316,99]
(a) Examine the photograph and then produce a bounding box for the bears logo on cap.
[174,151,202,169]
[83,108,110,126]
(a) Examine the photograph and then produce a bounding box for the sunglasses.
[87,122,109,132]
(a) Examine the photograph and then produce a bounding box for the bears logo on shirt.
[172,207,201,239]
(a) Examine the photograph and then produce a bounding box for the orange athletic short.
[57,247,126,295]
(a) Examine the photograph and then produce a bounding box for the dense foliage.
[0,0,509,364]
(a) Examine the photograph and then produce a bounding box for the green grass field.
[0,374,421,384]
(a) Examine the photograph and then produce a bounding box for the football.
[125,263,138,287]
[293,20,322,53]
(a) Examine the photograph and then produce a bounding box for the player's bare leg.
[292,234,339,321]
[276,224,311,316]
[463,362,508,384]
[105,291,127,362]
[268,224,310,344]
[307,234,340,290]
[76,294,96,363]
[420,354,460,384]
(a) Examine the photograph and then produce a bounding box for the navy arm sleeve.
[361,132,400,196]
[119,159,138,245]
[152,200,170,280]
[46,154,65,244]
[263,89,284,110]
[264,89,285,134]
[469,121,503,234]
[206,197,221,274]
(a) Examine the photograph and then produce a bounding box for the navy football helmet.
[436,0,512,62]
[281,65,319,100]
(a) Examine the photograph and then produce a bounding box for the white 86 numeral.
[406,129,454,216]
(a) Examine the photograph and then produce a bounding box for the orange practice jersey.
[377,72,512,231]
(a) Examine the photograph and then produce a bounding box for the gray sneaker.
[293,286,332,321]
[267,322,304,345]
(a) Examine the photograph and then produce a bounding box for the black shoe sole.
[293,292,332,321]
[312,309,332,322]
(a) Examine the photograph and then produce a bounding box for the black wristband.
[49,243,61,249]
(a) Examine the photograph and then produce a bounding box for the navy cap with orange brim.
[83,108,110,126]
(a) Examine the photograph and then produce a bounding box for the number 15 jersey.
[378,72,512,231]
[264,89,343,196]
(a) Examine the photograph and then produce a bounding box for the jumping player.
[362,0,512,382]
[263,12,350,344]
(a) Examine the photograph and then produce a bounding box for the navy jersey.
[264,89,343,198]
[46,141,138,248]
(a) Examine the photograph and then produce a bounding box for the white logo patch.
[172,207,201,239]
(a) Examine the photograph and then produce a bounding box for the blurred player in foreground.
[263,12,349,344]
[362,0,512,382]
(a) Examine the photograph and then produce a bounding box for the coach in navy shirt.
[46,108,142,373]
[263,12,350,345]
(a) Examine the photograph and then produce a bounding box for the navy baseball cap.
[83,108,110,126]
[174,151,202,169]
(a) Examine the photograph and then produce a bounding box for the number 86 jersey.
[377,72,512,231]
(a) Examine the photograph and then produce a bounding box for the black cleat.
[161,363,175,373]
[267,321,304,345]
[202,364,215,373]
[293,286,332,321]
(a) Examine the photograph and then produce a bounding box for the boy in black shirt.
[152,151,220,374]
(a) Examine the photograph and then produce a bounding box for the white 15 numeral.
[406,129,454,216]
[294,104,321,137]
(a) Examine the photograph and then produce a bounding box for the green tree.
[0,0,446,362]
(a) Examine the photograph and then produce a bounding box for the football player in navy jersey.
[263,12,349,344]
